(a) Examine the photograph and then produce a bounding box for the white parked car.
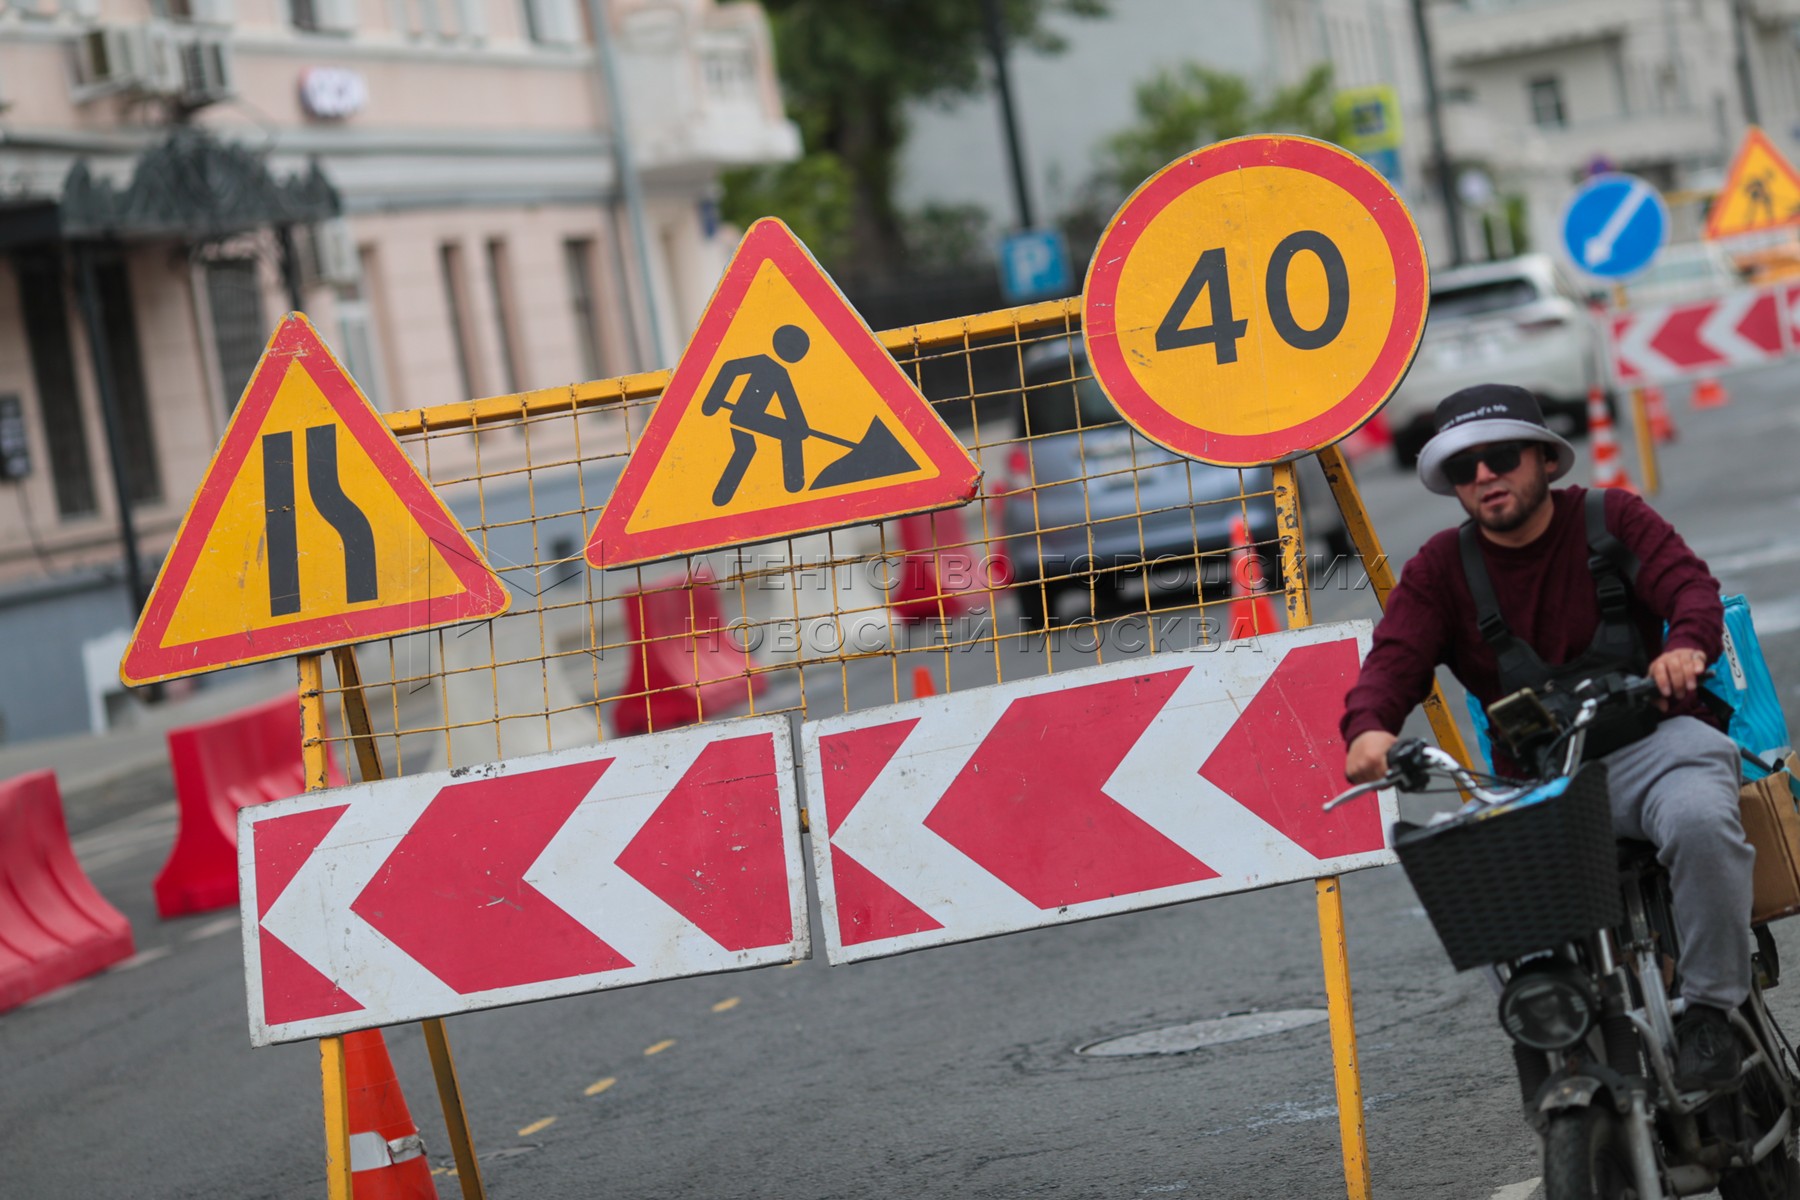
[1384,254,1608,465]
[1616,241,1740,309]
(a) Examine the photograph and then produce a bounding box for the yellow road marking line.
[711,997,741,1013]
[585,1076,617,1097]
[644,1039,676,1056]
[518,1117,555,1137]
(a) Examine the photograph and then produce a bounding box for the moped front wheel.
[1544,1106,1640,1200]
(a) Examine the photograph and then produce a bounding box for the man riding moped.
[1340,384,1754,1092]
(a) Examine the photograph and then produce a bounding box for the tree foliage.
[722,0,1107,274]
[1096,63,1350,200]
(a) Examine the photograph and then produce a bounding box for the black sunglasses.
[1442,440,1534,486]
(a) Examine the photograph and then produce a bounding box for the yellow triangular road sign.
[121,315,511,686]
[1706,126,1800,239]
[586,219,981,570]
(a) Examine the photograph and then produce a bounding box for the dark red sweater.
[1340,486,1724,753]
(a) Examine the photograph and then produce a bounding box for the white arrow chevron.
[805,623,1396,965]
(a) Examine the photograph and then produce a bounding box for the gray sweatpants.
[1600,716,1754,1010]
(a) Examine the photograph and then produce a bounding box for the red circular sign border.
[1083,136,1427,466]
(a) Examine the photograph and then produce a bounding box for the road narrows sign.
[240,715,809,1044]
[1706,126,1800,241]
[800,622,1395,964]
[585,218,982,570]
[120,314,510,686]
[1082,135,1427,467]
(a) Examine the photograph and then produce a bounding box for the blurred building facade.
[899,0,1800,276]
[0,0,797,742]
[1430,0,1800,254]
[894,0,1464,281]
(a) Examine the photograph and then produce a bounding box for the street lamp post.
[1410,0,1466,267]
[979,0,1036,233]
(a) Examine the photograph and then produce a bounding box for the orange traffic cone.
[1642,386,1678,443]
[911,666,936,698]
[343,1030,436,1199]
[1691,377,1729,410]
[1586,386,1637,494]
[1225,515,1281,640]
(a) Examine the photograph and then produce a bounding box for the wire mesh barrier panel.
[326,298,1309,778]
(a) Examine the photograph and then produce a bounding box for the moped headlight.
[1498,963,1597,1051]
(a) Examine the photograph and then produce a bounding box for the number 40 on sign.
[1083,135,1428,467]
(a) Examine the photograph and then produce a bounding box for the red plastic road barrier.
[154,693,343,919]
[888,508,987,624]
[1337,412,1393,460]
[0,770,133,1011]
[610,572,766,737]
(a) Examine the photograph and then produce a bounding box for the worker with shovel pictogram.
[1746,171,1777,227]
[701,323,920,507]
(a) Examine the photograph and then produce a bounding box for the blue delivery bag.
[1706,594,1792,763]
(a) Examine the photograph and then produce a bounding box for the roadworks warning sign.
[586,219,981,570]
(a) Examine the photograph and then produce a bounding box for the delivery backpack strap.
[1457,490,1647,693]
[1583,489,1644,666]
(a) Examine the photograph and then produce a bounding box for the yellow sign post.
[119,314,511,686]
[1082,135,1427,467]
[1083,136,1440,1200]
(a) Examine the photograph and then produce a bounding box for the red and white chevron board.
[800,622,1395,965]
[239,715,808,1045]
[1610,285,1791,384]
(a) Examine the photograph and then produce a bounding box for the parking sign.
[998,228,1073,303]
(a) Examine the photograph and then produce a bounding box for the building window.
[16,252,97,518]
[93,255,161,505]
[522,0,578,45]
[455,0,486,40]
[162,0,235,23]
[206,259,265,411]
[485,238,522,394]
[291,0,355,33]
[335,254,386,411]
[563,238,604,380]
[1529,76,1566,128]
[439,242,481,400]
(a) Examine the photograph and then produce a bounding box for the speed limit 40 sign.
[1083,136,1428,466]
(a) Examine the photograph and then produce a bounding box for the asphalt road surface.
[9,360,1800,1199]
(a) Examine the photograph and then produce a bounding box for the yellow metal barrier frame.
[278,293,1478,1200]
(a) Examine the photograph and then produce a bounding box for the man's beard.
[1463,468,1550,533]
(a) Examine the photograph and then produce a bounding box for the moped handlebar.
[1322,672,1662,813]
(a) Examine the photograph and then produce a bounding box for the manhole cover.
[1078,1009,1330,1057]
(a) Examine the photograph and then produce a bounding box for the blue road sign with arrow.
[1561,173,1668,279]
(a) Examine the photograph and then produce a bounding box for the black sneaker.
[1675,1004,1742,1091]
